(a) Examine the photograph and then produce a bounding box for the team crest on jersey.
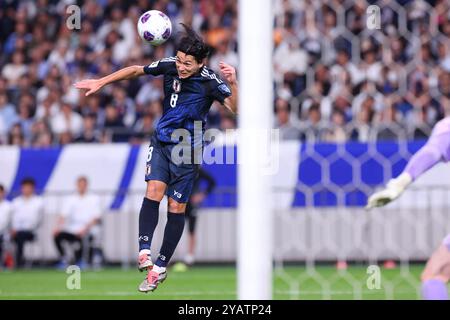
[172,79,181,93]
[218,83,231,95]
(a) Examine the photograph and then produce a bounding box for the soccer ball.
[137,10,172,46]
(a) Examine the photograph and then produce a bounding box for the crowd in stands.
[0,0,449,146]
[274,0,450,141]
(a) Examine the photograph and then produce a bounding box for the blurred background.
[0,0,450,299]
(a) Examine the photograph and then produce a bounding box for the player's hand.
[365,173,412,210]
[365,188,399,210]
[73,79,104,96]
[219,62,237,84]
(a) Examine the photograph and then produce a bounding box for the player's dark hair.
[0,184,4,192]
[21,177,35,187]
[176,23,210,63]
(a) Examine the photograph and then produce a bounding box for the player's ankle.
[139,249,151,256]
[153,265,166,274]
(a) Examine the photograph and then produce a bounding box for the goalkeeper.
[366,117,450,300]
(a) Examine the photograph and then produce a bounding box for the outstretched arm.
[366,129,450,209]
[74,65,146,96]
[219,62,238,114]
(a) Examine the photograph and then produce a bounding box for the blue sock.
[155,212,185,268]
[138,198,160,251]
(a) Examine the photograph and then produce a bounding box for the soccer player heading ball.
[74,24,238,292]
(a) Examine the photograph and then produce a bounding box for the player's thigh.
[145,136,170,200]
[422,236,450,281]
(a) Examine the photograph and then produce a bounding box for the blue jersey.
[143,57,232,146]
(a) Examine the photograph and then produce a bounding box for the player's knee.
[168,200,186,213]
[146,183,164,201]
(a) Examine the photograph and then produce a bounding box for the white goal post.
[237,0,274,300]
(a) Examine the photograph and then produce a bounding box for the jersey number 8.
[147,146,154,162]
[170,93,178,108]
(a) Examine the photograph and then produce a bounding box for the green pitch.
[0,265,429,300]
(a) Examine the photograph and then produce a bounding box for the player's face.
[175,51,203,79]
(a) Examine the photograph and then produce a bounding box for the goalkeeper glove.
[365,172,412,210]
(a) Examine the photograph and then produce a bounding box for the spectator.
[350,98,375,142]
[209,38,239,73]
[274,98,300,140]
[322,109,347,142]
[35,97,59,123]
[274,37,308,96]
[112,86,136,128]
[330,49,364,87]
[0,185,12,267]
[96,6,136,64]
[8,123,25,146]
[376,104,405,141]
[30,120,53,147]
[132,111,155,142]
[359,44,383,84]
[301,103,322,141]
[10,178,44,268]
[50,101,84,138]
[0,115,6,144]
[75,114,100,143]
[16,101,34,141]
[135,78,164,111]
[53,176,102,269]
[1,52,28,88]
[0,93,18,132]
[47,40,70,73]
[103,104,128,142]
[411,108,433,140]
